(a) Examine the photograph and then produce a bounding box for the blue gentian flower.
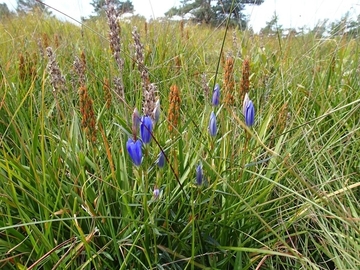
[126,138,142,166]
[209,111,217,137]
[212,83,220,106]
[243,93,255,126]
[196,162,203,185]
[140,115,153,143]
[157,150,165,168]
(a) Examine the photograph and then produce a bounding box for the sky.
[1,0,360,32]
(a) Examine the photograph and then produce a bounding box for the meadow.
[0,8,359,270]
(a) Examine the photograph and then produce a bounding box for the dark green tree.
[0,3,15,18]
[165,0,264,28]
[328,12,360,37]
[346,15,360,37]
[330,16,347,36]
[260,13,282,35]
[309,19,328,38]
[214,0,263,27]
[16,0,51,15]
[90,0,134,17]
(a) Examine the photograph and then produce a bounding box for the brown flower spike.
[167,85,181,136]
[240,58,250,102]
[224,56,235,105]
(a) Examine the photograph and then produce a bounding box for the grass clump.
[0,9,359,270]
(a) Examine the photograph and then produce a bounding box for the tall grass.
[0,10,359,269]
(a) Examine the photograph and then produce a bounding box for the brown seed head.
[180,20,184,38]
[18,53,25,81]
[240,58,250,102]
[79,85,97,143]
[224,56,235,105]
[167,85,181,136]
[42,33,49,49]
[174,55,181,74]
[103,77,112,109]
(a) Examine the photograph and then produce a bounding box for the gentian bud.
[153,186,160,199]
[157,150,165,168]
[126,138,142,166]
[209,111,217,137]
[196,162,203,185]
[212,83,220,106]
[153,99,160,124]
[243,93,255,126]
[140,115,153,143]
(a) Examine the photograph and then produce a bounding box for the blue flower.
[209,111,217,137]
[140,116,153,143]
[212,83,220,106]
[196,162,203,185]
[243,93,255,127]
[157,150,165,168]
[126,138,142,166]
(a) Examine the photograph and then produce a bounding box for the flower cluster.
[196,83,256,185]
[126,102,165,168]
[123,56,256,195]
[126,108,155,166]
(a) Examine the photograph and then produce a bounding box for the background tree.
[0,3,15,18]
[345,15,360,37]
[90,0,134,17]
[16,0,51,15]
[328,12,360,37]
[309,19,328,38]
[260,13,282,35]
[190,0,214,24]
[165,0,264,28]
[214,0,263,28]
[329,13,349,36]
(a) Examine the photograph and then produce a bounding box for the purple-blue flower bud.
[126,138,142,166]
[196,162,203,185]
[153,186,160,199]
[140,115,153,143]
[153,99,160,124]
[243,93,255,127]
[157,150,165,168]
[132,108,140,139]
[212,83,220,106]
[209,111,217,137]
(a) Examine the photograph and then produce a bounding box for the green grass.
[0,11,359,269]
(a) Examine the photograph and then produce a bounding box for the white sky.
[1,0,360,32]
